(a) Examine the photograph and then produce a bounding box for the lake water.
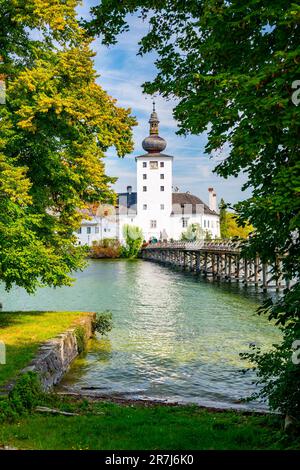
[0,259,280,410]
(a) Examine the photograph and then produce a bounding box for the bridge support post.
[216,255,220,280]
[228,255,232,282]
[203,252,208,277]
[236,257,240,282]
[190,252,194,272]
[196,252,200,274]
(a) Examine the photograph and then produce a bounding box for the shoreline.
[55,391,274,416]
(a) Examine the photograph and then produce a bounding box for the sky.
[78,0,250,206]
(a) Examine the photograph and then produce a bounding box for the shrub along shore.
[0,311,299,450]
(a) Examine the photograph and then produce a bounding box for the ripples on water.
[0,260,281,410]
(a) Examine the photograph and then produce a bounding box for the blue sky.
[78,1,250,206]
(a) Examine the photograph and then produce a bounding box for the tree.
[121,224,143,258]
[85,1,300,416]
[0,0,136,292]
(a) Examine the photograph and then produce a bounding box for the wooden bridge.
[141,240,288,291]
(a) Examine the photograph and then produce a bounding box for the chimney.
[208,187,217,212]
[127,185,132,194]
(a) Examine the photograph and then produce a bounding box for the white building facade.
[76,107,220,245]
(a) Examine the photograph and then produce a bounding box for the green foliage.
[121,224,143,258]
[74,326,86,354]
[0,372,42,422]
[0,0,136,292]
[181,223,204,241]
[85,0,300,417]
[9,372,42,413]
[94,310,113,336]
[0,398,20,423]
[241,285,300,418]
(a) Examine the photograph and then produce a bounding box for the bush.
[9,371,42,413]
[90,238,121,258]
[94,310,113,336]
[0,372,43,422]
[0,398,20,422]
[121,225,143,258]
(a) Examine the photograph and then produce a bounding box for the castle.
[76,106,220,245]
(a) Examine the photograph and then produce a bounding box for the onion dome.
[142,102,167,153]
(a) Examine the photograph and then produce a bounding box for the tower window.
[150,220,157,228]
[77,228,82,234]
[150,161,158,169]
[160,204,164,210]
[182,218,189,228]
[143,162,147,168]
[143,174,147,179]
[143,204,147,210]
[95,226,99,234]
[160,186,164,191]
[87,226,91,234]
[160,174,164,179]
[143,186,147,192]
[160,162,164,167]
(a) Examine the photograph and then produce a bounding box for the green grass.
[0,396,298,450]
[0,311,87,388]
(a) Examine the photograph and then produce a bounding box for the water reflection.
[0,260,281,409]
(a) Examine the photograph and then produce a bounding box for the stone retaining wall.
[21,312,96,390]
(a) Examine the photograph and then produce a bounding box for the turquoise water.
[0,259,280,410]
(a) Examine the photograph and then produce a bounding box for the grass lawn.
[0,396,299,450]
[0,311,86,388]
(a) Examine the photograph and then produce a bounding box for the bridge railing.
[143,239,243,252]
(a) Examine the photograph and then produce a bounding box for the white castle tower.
[135,103,173,241]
